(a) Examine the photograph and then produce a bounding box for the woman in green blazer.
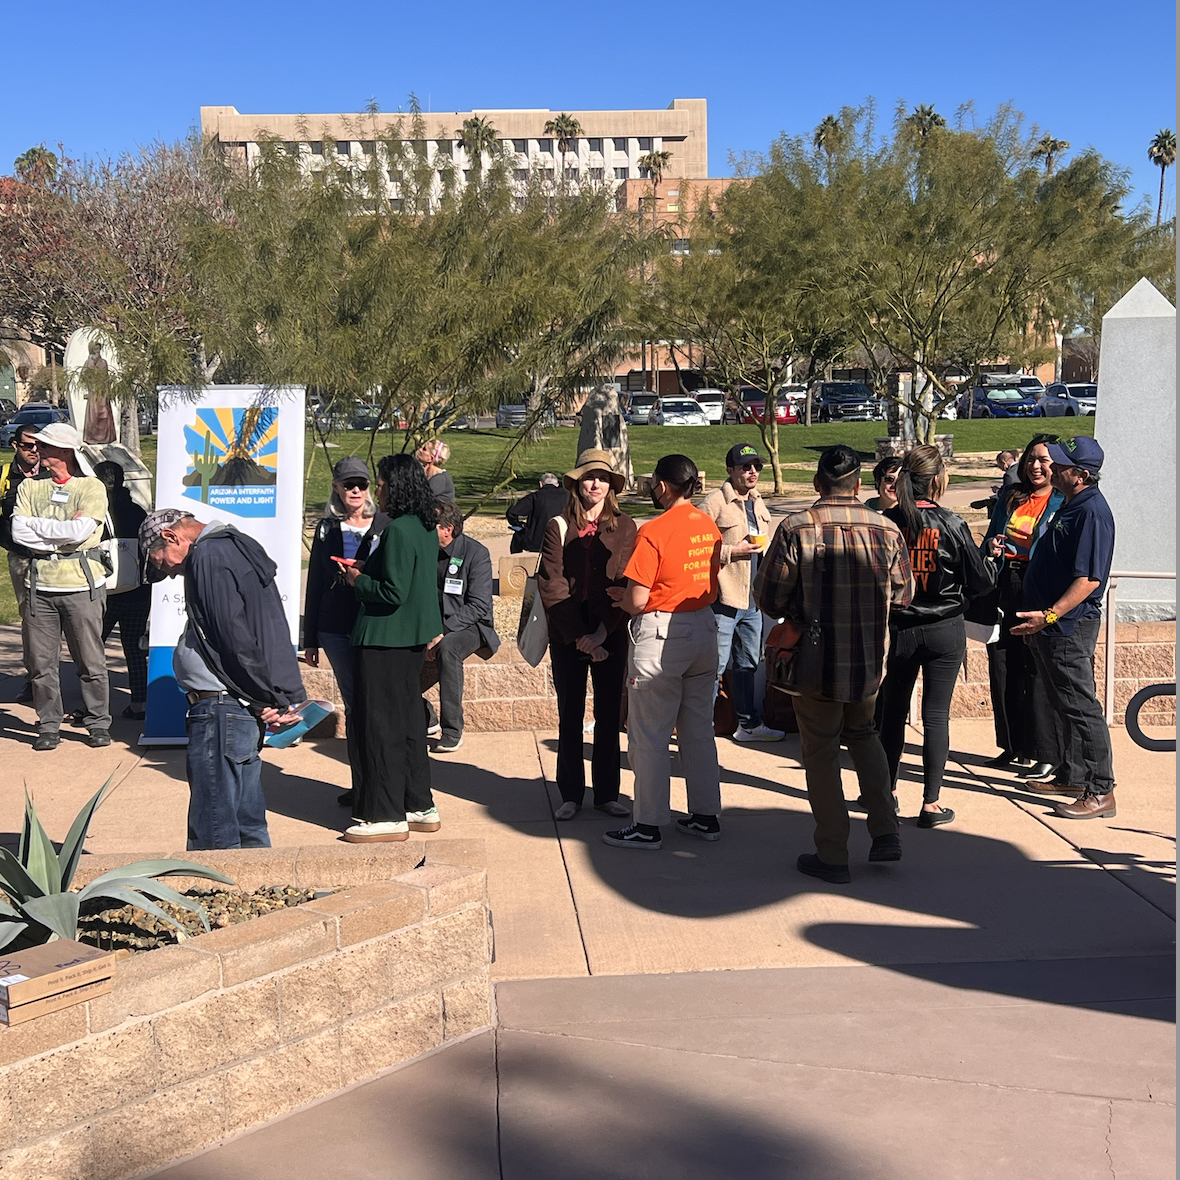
[339,453,443,841]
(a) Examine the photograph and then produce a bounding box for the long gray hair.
[326,483,377,520]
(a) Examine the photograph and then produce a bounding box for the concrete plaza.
[0,627,1173,1179]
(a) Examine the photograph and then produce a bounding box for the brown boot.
[1054,790,1116,820]
[1024,781,1085,796]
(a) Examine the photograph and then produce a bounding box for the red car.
[725,386,799,426]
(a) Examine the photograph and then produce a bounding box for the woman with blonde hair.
[416,438,456,502]
[538,449,637,820]
[878,445,997,827]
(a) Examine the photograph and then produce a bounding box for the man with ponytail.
[755,446,914,883]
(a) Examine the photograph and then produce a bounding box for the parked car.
[0,405,67,448]
[1043,381,1097,416]
[691,388,726,424]
[349,404,392,432]
[809,382,884,423]
[724,387,798,426]
[654,397,710,426]
[496,401,556,430]
[957,374,1045,419]
[625,393,660,425]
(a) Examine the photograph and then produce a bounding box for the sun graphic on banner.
[182,406,280,518]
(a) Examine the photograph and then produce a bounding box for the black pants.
[985,563,1059,762]
[879,616,966,805]
[549,625,628,806]
[1029,617,1114,794]
[351,645,433,823]
[424,625,483,741]
[103,585,151,703]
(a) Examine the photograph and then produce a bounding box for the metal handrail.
[1103,570,1177,725]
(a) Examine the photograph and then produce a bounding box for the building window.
[588,138,602,152]
[638,166,651,179]
[337,141,352,156]
[464,169,473,182]
[435,141,452,156]
[614,166,629,180]
[512,139,527,154]
[514,168,528,182]
[671,239,690,254]
[564,167,579,180]
[538,139,552,153]
[360,141,375,155]
[637,137,652,151]
[589,167,604,181]
[390,198,403,211]
[613,137,628,152]
[309,142,323,156]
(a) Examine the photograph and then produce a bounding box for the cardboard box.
[0,975,113,1025]
[0,940,117,1006]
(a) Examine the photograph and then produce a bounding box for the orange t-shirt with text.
[623,502,721,613]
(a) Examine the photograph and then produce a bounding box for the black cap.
[332,456,370,483]
[726,443,764,470]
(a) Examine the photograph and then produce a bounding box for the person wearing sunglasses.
[303,456,389,806]
[0,424,51,703]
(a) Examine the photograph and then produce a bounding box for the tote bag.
[516,517,567,667]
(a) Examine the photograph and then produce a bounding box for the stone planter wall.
[0,840,491,1180]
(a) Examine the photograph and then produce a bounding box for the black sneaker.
[675,814,721,842]
[868,834,902,862]
[88,729,111,748]
[33,732,60,752]
[796,853,851,884]
[603,823,662,849]
[916,807,955,829]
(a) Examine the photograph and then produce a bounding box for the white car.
[692,389,726,424]
[655,397,710,426]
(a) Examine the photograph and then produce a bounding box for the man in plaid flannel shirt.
[754,445,914,883]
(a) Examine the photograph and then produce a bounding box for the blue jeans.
[712,603,762,729]
[185,695,270,850]
[318,632,356,715]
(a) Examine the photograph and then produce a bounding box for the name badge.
[444,577,464,596]
[50,487,70,504]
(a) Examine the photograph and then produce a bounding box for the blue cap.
[1046,436,1104,474]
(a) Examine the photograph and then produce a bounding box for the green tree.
[14,145,58,185]
[904,104,946,140]
[812,115,843,182]
[457,115,501,179]
[543,113,584,187]
[1031,134,1070,176]
[1148,128,1176,226]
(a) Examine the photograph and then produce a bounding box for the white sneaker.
[343,820,409,842]
[426,724,442,738]
[406,808,441,832]
[733,724,786,743]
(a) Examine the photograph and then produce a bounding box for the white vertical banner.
[141,385,306,745]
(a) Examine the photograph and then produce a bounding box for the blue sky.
[3,0,1175,214]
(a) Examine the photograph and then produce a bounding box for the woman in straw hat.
[538,449,637,821]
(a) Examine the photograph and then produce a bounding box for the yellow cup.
[748,532,768,549]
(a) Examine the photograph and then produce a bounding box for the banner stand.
[140,385,306,746]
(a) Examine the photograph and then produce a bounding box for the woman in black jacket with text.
[878,445,997,828]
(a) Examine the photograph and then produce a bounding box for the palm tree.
[457,115,500,179]
[544,113,584,188]
[813,115,844,182]
[637,149,673,223]
[1148,128,1176,226]
[1031,134,1070,176]
[905,104,947,140]
[14,145,58,186]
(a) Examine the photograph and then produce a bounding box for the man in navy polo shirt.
[1011,436,1116,818]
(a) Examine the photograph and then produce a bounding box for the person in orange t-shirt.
[602,454,724,850]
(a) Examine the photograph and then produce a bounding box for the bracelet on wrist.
[1043,609,1059,625]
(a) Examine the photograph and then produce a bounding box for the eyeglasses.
[340,480,369,491]
[737,463,762,473]
[14,439,38,450]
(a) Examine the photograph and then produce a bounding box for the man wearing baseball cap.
[701,443,783,741]
[10,422,111,751]
[1011,436,1117,818]
[139,508,306,849]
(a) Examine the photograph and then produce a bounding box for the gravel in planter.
[76,885,326,954]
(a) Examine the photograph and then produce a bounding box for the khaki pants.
[626,608,721,827]
[8,552,30,682]
[792,692,898,865]
[27,587,110,734]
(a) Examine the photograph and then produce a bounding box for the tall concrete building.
[200,99,708,188]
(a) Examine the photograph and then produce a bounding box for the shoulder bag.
[516,517,568,667]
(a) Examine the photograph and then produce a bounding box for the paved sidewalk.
[0,632,1173,1179]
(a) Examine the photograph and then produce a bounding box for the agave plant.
[0,778,235,950]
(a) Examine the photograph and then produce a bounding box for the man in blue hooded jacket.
[140,508,306,849]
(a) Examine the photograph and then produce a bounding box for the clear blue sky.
[2,0,1174,214]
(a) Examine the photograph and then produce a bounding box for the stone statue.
[576,384,633,489]
[81,340,117,445]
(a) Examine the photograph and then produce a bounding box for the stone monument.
[1094,278,1176,620]
[576,384,634,489]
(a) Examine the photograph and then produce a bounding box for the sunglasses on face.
[15,440,38,450]
[340,480,369,491]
